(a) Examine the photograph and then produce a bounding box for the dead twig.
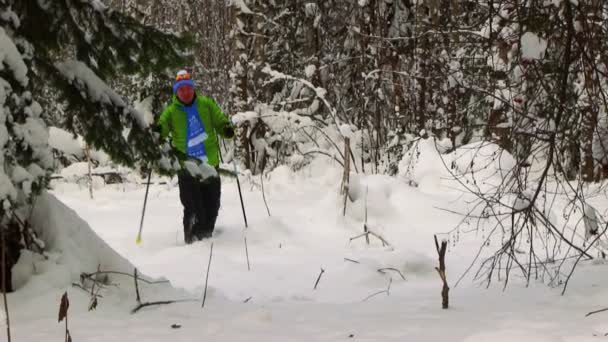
[134,268,141,304]
[342,137,351,217]
[71,283,104,298]
[434,235,450,309]
[1,226,11,342]
[362,290,388,301]
[131,299,198,314]
[344,258,360,264]
[244,236,251,271]
[314,267,325,290]
[202,242,214,308]
[586,307,608,317]
[350,231,391,247]
[81,271,169,285]
[58,291,70,342]
[378,268,406,280]
[364,186,370,245]
[260,172,271,217]
[362,278,393,301]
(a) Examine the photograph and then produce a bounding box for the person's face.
[177,85,195,104]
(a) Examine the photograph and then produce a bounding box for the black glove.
[223,125,235,139]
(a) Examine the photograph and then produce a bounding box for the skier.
[157,70,235,243]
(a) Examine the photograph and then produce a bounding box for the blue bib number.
[184,104,208,162]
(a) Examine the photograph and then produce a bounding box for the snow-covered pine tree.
[0,0,192,291]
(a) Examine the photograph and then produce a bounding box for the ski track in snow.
[9,160,608,341]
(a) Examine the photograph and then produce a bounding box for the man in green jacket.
[157,70,235,243]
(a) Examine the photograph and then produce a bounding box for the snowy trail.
[9,160,608,341]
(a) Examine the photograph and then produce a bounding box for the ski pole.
[136,168,152,244]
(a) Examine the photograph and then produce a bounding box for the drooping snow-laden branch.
[262,65,345,139]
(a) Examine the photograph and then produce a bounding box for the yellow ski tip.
[136,237,142,244]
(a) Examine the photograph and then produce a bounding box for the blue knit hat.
[173,69,195,94]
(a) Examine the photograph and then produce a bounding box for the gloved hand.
[223,125,235,139]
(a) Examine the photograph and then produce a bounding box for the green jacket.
[157,95,233,167]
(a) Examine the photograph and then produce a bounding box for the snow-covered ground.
[6,141,608,341]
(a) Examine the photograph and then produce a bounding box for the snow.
[183,160,218,180]
[134,96,155,127]
[48,126,86,159]
[304,64,316,79]
[339,123,353,139]
[5,143,608,341]
[231,0,253,14]
[0,27,29,86]
[13,117,54,169]
[88,0,108,12]
[521,32,547,60]
[0,9,21,28]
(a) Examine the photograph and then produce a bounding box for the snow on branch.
[230,0,254,14]
[261,65,344,138]
[0,27,28,86]
[54,60,148,129]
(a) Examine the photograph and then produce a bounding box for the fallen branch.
[243,297,252,303]
[314,267,325,290]
[202,242,214,308]
[378,268,406,281]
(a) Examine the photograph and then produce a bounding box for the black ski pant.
[177,171,221,243]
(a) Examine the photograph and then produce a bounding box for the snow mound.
[15,192,139,292]
[398,138,517,192]
[449,141,517,181]
[398,137,449,191]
